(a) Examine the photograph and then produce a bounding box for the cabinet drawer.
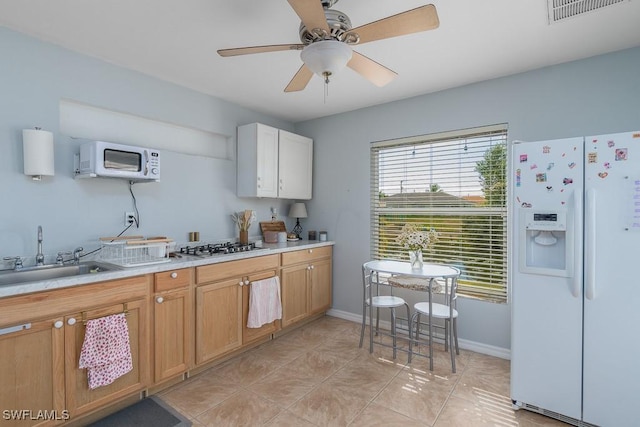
[155,268,192,292]
[281,246,332,266]
[196,254,279,284]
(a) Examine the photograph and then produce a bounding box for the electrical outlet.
[125,211,136,226]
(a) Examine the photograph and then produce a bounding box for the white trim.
[326,308,511,360]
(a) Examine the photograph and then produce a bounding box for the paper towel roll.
[23,128,54,179]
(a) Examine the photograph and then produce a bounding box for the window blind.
[370,125,508,303]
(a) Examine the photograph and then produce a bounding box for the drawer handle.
[53,321,63,329]
[156,296,164,304]
[67,318,77,326]
[0,323,32,336]
[170,272,178,279]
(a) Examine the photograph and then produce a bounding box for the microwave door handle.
[143,150,149,176]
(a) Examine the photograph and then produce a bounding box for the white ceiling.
[1,0,639,123]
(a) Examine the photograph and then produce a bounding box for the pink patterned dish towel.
[79,313,133,390]
[247,276,282,328]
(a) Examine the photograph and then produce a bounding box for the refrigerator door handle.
[572,190,582,298]
[586,188,596,300]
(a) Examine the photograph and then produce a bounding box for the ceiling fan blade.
[350,4,439,45]
[347,51,397,87]
[284,65,314,92]
[217,44,304,57]
[287,0,330,34]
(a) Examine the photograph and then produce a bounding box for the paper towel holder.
[23,127,54,181]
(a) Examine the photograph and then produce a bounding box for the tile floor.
[159,316,569,426]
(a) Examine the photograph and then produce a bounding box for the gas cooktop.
[178,241,264,257]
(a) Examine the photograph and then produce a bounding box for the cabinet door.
[310,258,332,314]
[237,123,279,198]
[154,288,191,382]
[64,298,148,417]
[242,270,281,345]
[195,278,242,365]
[280,265,309,327]
[278,130,313,200]
[0,317,65,427]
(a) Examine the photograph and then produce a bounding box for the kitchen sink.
[0,261,119,286]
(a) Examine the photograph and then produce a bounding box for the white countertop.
[0,240,334,299]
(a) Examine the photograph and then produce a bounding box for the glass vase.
[409,249,423,269]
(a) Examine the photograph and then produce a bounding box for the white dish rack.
[99,236,173,267]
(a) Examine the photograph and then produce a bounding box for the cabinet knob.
[307,265,311,270]
[311,265,315,269]
[244,279,250,285]
[67,318,77,326]
[156,296,164,304]
[308,249,313,254]
[54,320,63,329]
[170,272,178,279]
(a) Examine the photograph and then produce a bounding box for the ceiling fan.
[217,0,439,92]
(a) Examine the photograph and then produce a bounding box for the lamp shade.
[288,202,308,218]
[23,128,54,180]
[300,40,353,77]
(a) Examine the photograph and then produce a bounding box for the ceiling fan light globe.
[300,40,352,78]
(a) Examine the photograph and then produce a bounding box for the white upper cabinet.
[237,123,312,200]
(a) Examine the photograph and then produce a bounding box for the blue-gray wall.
[295,47,640,351]
[2,25,639,352]
[0,27,295,260]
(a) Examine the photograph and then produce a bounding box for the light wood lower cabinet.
[0,275,150,426]
[0,316,65,427]
[153,268,193,383]
[281,246,332,328]
[195,254,280,366]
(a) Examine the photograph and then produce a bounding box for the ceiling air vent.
[547,0,629,23]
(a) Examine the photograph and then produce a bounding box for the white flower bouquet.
[394,223,439,252]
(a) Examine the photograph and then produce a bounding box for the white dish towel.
[78,313,133,389]
[247,276,282,328]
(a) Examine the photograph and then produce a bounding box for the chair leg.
[359,300,367,348]
[453,318,459,355]
[408,312,416,363]
[449,316,456,373]
[375,307,380,336]
[391,308,397,359]
[444,319,449,352]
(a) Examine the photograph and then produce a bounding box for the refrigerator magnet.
[608,140,615,148]
[588,152,598,163]
[520,154,528,163]
[547,162,555,170]
[543,145,551,154]
[536,173,547,182]
[598,172,609,179]
[563,178,573,185]
[615,148,628,161]
[604,162,611,169]
[530,163,538,170]
[568,162,576,169]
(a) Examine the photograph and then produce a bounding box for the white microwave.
[77,141,160,181]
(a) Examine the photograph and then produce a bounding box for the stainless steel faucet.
[73,247,83,264]
[36,225,45,266]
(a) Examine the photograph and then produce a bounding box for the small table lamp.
[288,202,308,239]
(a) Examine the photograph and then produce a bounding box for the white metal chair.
[359,264,411,359]
[409,276,459,372]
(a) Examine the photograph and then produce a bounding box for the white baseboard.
[326,308,511,360]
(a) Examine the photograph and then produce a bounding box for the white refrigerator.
[510,131,640,426]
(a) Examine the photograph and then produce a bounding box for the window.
[370,124,508,303]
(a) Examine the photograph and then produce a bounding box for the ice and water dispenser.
[519,209,573,277]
